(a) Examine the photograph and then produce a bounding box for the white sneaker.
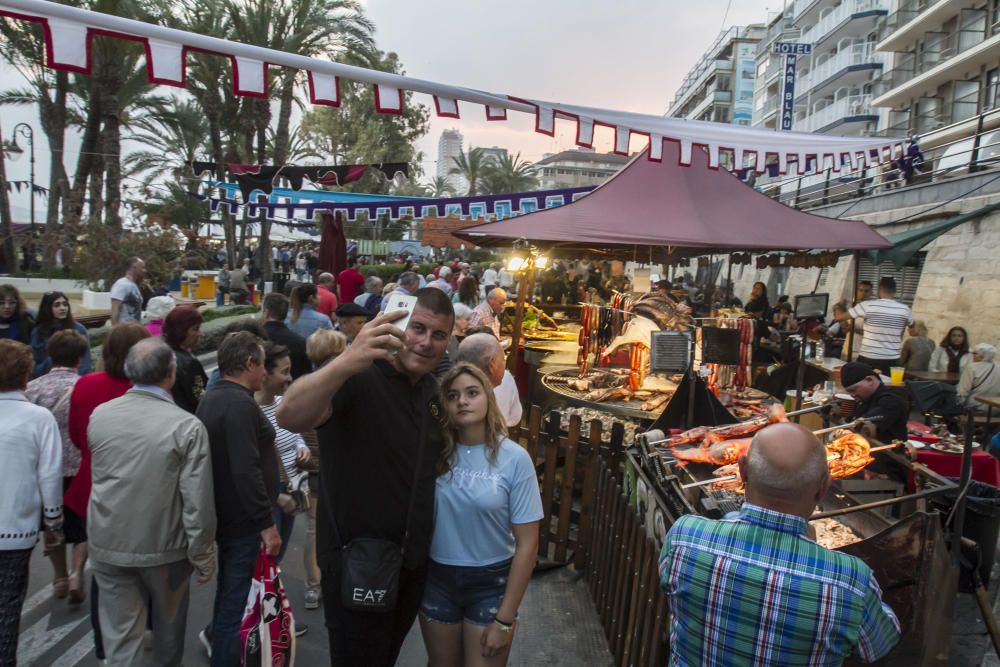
[304,588,321,610]
[198,628,212,658]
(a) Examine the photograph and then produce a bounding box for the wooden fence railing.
[520,404,670,665]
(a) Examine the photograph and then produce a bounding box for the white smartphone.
[384,293,418,332]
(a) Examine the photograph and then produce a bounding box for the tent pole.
[846,250,860,360]
[725,255,733,304]
[506,264,535,373]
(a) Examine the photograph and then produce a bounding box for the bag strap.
[971,364,996,394]
[325,383,431,556]
[400,403,429,560]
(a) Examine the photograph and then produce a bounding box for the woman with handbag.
[255,342,312,564]
[419,363,543,666]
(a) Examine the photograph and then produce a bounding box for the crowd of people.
[0,254,543,667]
[3,250,998,666]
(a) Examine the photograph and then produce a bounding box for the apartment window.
[953,80,980,122]
[987,68,1000,110]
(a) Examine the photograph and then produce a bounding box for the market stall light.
[506,255,527,272]
[534,255,549,269]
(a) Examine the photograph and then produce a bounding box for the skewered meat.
[567,378,591,392]
[825,430,873,479]
[710,464,744,492]
[672,436,753,465]
[664,404,788,449]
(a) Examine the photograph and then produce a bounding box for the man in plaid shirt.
[659,423,899,665]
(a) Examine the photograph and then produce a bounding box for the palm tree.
[124,97,209,186]
[425,176,455,198]
[449,147,489,196]
[480,152,537,194]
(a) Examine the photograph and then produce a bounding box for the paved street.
[16,516,614,666]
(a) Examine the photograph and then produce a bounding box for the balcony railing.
[798,43,884,93]
[796,94,874,132]
[880,0,936,38]
[800,0,889,45]
[873,25,990,95]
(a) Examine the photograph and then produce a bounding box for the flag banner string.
[188,184,596,223]
[0,0,905,173]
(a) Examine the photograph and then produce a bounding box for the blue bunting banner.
[189,185,595,223]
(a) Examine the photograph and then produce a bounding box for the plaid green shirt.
[659,504,900,666]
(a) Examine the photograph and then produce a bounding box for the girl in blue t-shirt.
[419,363,543,666]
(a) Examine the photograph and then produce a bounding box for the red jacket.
[64,372,132,516]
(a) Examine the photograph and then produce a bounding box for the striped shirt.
[848,299,912,361]
[259,396,307,480]
[659,504,899,666]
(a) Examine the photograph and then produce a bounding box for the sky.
[1,0,779,220]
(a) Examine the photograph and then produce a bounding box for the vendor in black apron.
[840,361,909,443]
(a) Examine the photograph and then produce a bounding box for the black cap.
[840,361,875,388]
[335,302,374,320]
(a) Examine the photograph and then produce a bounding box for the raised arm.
[277,309,407,432]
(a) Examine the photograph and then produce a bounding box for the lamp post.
[504,239,549,372]
[4,123,36,232]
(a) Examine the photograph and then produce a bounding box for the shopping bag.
[240,546,296,667]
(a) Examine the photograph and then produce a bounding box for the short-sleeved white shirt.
[848,299,912,360]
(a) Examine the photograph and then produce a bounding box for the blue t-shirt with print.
[430,437,543,567]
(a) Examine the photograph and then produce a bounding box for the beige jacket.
[87,389,216,578]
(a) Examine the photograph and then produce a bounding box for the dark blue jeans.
[271,505,296,564]
[210,534,260,667]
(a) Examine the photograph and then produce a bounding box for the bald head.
[739,423,830,519]
[318,272,335,287]
[456,333,504,386]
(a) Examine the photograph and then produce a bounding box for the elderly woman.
[958,343,1000,414]
[0,283,34,343]
[25,330,90,601]
[0,339,63,663]
[162,305,207,414]
[899,320,936,371]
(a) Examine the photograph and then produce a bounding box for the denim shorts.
[419,558,513,626]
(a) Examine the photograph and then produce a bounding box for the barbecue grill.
[541,368,668,421]
[627,435,962,665]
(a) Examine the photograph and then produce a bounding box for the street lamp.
[3,123,36,231]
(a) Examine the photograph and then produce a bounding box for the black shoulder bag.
[328,409,428,612]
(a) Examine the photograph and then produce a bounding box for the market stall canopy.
[865,202,1000,267]
[456,140,892,257]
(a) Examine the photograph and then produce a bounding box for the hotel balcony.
[878,0,992,52]
[797,42,886,98]
[872,22,1000,108]
[795,93,878,132]
[800,0,890,48]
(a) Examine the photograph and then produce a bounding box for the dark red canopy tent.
[456,140,891,255]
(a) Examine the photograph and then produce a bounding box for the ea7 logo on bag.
[352,587,388,605]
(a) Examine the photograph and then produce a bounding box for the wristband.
[493,617,514,632]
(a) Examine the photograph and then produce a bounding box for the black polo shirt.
[316,359,443,571]
[856,383,909,442]
[263,321,310,379]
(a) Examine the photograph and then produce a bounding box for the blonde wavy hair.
[437,362,508,476]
